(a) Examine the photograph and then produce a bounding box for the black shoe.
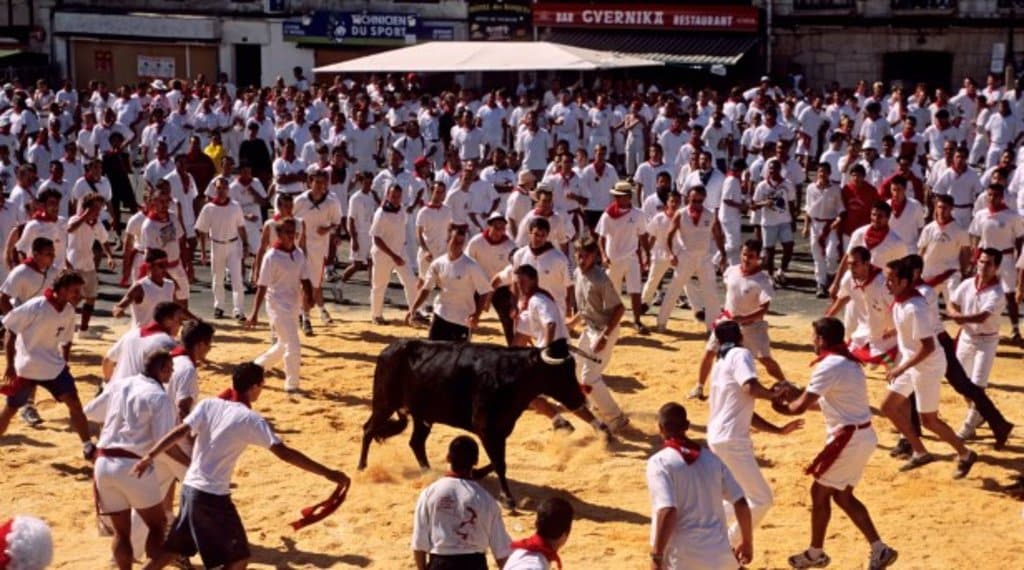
[889,438,912,459]
[1012,330,1022,344]
[816,285,830,299]
[234,312,246,323]
[552,417,575,433]
[301,317,314,337]
[640,302,650,315]
[694,309,705,323]
[953,450,978,479]
[993,422,1014,450]
[213,308,225,319]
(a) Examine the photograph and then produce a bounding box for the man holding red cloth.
[773,317,898,570]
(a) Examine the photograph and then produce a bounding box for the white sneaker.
[320,308,334,324]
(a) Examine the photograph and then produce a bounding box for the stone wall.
[772,26,1024,88]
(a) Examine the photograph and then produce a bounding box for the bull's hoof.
[357,463,367,471]
[471,466,495,479]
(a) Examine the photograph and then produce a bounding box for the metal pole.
[1008,5,1017,86]
[766,0,773,75]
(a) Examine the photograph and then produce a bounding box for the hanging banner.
[468,1,532,41]
[137,55,176,79]
[283,11,456,46]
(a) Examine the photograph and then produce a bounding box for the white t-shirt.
[164,170,199,234]
[504,549,551,570]
[131,276,175,329]
[887,198,926,247]
[502,246,572,314]
[347,191,376,235]
[2,295,75,380]
[646,446,743,565]
[423,253,491,326]
[804,181,844,220]
[673,207,715,257]
[951,278,1005,338]
[257,246,311,316]
[140,214,186,262]
[0,263,54,304]
[516,210,573,247]
[272,157,307,195]
[182,398,281,495]
[411,476,512,557]
[837,270,894,349]
[706,347,759,444]
[968,207,1024,251]
[369,208,408,256]
[721,266,774,319]
[167,354,199,423]
[66,216,109,271]
[595,208,646,261]
[466,232,515,280]
[523,292,568,347]
[106,326,178,382]
[646,211,674,262]
[294,192,343,249]
[85,374,177,456]
[634,161,671,200]
[807,354,873,432]
[195,200,246,243]
[717,175,745,227]
[892,294,945,374]
[753,178,796,226]
[847,226,908,269]
[416,205,453,257]
[16,218,68,271]
[918,221,970,278]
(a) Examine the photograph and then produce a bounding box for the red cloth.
[0,518,13,568]
[891,197,907,219]
[217,387,251,408]
[663,437,700,465]
[805,423,869,478]
[975,275,1000,294]
[879,172,924,202]
[840,182,878,235]
[853,265,883,290]
[290,482,350,531]
[687,205,702,226]
[43,288,64,312]
[0,374,30,397]
[510,534,562,569]
[989,203,1009,214]
[863,226,889,250]
[212,196,231,206]
[139,322,170,338]
[32,209,57,222]
[604,203,630,220]
[890,288,922,311]
[809,345,862,367]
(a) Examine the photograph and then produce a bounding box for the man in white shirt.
[415,181,453,280]
[516,112,553,180]
[196,178,249,321]
[633,144,671,204]
[0,270,92,457]
[886,176,926,250]
[970,183,1024,341]
[272,139,307,200]
[752,159,797,285]
[949,249,1007,440]
[247,218,312,393]
[133,362,349,569]
[803,163,844,297]
[596,182,649,333]
[931,147,981,229]
[773,318,898,570]
[65,192,114,338]
[412,436,511,570]
[879,258,977,477]
[408,226,491,341]
[660,186,725,332]
[140,185,190,307]
[341,172,376,284]
[825,246,897,368]
[647,401,753,570]
[706,320,803,549]
[917,195,970,301]
[103,301,183,384]
[85,349,187,569]
[370,184,417,324]
[831,202,909,298]
[294,169,343,333]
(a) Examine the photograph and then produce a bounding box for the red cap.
[413,156,430,169]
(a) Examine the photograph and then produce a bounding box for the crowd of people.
[0,65,1022,569]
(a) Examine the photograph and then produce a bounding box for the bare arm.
[269,441,348,483]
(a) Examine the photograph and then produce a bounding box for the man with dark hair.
[506,497,574,569]
[968,183,1024,340]
[133,362,349,570]
[647,401,753,570]
[831,200,907,298]
[773,318,898,570]
[880,258,978,477]
[411,435,511,570]
[825,245,896,368]
[103,301,183,383]
[917,194,970,302]
[0,269,91,455]
[408,226,492,341]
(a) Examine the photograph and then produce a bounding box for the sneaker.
[956,423,976,441]
[640,302,650,315]
[653,290,665,306]
[20,405,43,427]
[677,296,691,309]
[815,285,830,299]
[214,308,225,319]
[552,417,575,433]
[1012,330,1022,344]
[868,545,899,570]
[233,312,246,323]
[687,384,705,400]
[301,316,314,337]
[634,321,650,335]
[320,308,334,325]
[889,438,912,459]
[898,452,935,472]
[953,450,978,479]
[774,269,787,287]
[83,441,97,461]
[788,550,831,569]
[608,415,630,433]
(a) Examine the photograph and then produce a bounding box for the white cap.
[862,139,879,151]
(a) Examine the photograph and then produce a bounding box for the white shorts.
[95,456,163,513]
[816,428,877,491]
[167,263,190,301]
[305,245,328,287]
[607,257,642,295]
[761,223,794,248]
[663,542,739,570]
[999,255,1017,291]
[889,366,944,413]
[706,319,772,358]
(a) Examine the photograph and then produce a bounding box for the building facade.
[767,0,1024,89]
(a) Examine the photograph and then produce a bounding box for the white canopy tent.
[313,41,664,74]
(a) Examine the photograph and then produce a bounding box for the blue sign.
[283,11,455,46]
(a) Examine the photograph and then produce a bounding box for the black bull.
[358,339,587,505]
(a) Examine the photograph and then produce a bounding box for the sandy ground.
[3,304,1024,570]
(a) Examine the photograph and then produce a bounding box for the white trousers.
[809,222,839,286]
[956,333,998,389]
[658,253,721,330]
[641,258,673,305]
[255,309,302,390]
[576,326,623,421]
[625,136,644,175]
[721,221,742,267]
[370,250,417,319]
[210,240,245,313]
[708,439,773,547]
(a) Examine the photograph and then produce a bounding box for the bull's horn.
[540,348,569,365]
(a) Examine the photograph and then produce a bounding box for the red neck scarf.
[989,202,1009,214]
[810,344,862,367]
[663,437,701,465]
[32,209,56,223]
[891,197,907,218]
[146,208,169,222]
[212,196,231,206]
[863,226,889,250]
[218,387,251,408]
[43,288,65,312]
[483,229,508,245]
[853,265,882,290]
[605,203,630,220]
[446,471,473,480]
[687,205,702,225]
[170,345,193,363]
[975,275,1000,293]
[22,257,46,274]
[273,240,296,253]
[140,321,171,338]
[510,535,562,569]
[425,202,443,209]
[740,265,762,277]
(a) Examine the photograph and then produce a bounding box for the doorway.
[234,44,262,90]
[883,51,953,91]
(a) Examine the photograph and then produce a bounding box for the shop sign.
[468,1,532,41]
[283,11,456,46]
[532,3,759,33]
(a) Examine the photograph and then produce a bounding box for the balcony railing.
[793,0,855,8]
[890,0,957,11]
